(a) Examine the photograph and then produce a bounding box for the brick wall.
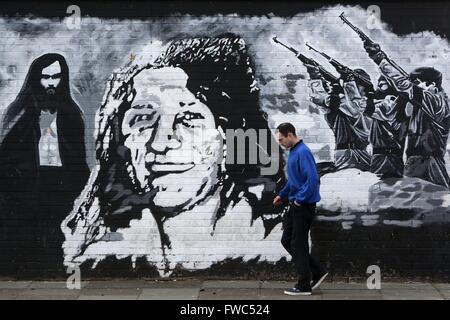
[0,1,449,280]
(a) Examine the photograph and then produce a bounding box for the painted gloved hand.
[329,83,343,95]
[363,41,386,65]
[306,65,321,80]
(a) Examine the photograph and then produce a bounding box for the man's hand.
[363,41,386,65]
[273,196,283,206]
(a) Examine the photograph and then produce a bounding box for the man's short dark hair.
[276,122,296,137]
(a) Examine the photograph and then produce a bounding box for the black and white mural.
[62,36,288,275]
[0,2,449,278]
[0,53,89,274]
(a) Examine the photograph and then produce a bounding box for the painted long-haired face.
[120,67,224,212]
[40,61,62,95]
[26,53,70,97]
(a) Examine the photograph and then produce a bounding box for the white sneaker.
[284,287,312,296]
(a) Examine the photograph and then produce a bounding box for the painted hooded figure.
[0,53,89,274]
[0,53,89,196]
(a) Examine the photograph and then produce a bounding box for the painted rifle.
[339,12,409,78]
[272,36,340,85]
[338,12,444,131]
[305,42,373,90]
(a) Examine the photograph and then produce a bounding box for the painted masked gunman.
[364,42,450,188]
[307,66,372,174]
[363,75,409,179]
[0,53,89,274]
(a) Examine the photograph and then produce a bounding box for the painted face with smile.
[121,67,223,210]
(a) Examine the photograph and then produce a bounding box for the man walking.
[273,122,328,295]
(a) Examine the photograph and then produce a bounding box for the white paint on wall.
[2,4,450,274]
[68,193,286,277]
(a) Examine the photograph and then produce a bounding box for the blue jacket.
[278,140,321,204]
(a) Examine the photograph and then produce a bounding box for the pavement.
[0,279,449,300]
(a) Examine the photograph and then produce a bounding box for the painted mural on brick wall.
[0,53,90,273]
[62,36,288,275]
[0,4,449,276]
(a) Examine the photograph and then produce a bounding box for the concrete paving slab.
[434,291,450,299]
[382,296,443,300]
[431,283,450,299]
[79,288,142,299]
[0,289,25,300]
[322,295,383,300]
[320,288,382,294]
[320,282,370,290]
[138,288,200,300]
[78,295,138,300]
[17,294,79,300]
[84,280,203,289]
[321,289,382,300]
[16,288,81,300]
[380,282,436,290]
[202,281,261,289]
[139,280,203,289]
[432,283,450,290]
[381,290,443,300]
[85,280,160,289]
[21,288,81,295]
[28,281,88,289]
[0,280,448,300]
[0,281,31,289]
[260,281,292,289]
[198,288,260,300]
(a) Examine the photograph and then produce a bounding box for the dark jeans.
[281,202,326,288]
